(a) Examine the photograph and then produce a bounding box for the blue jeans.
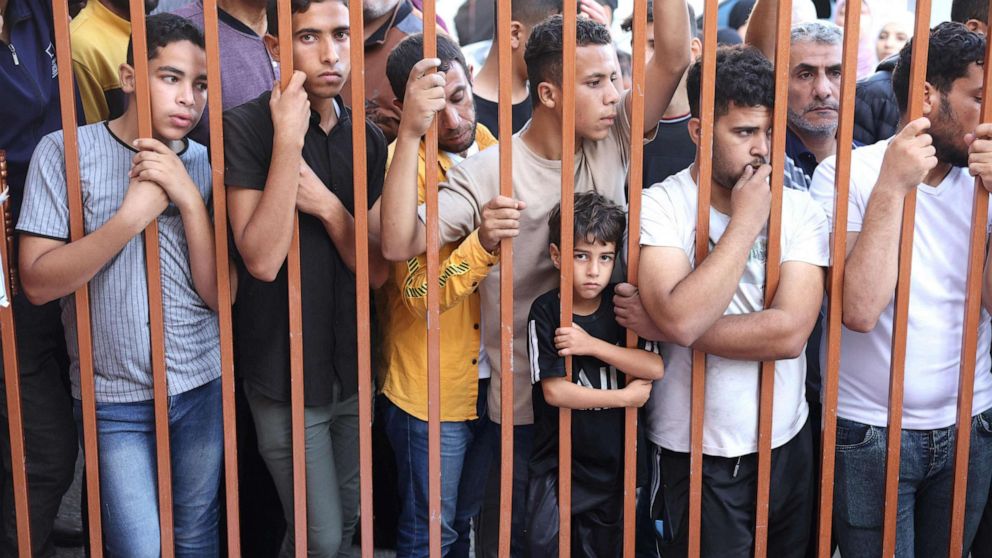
[833,409,992,558]
[450,379,497,558]
[73,378,223,558]
[382,386,494,558]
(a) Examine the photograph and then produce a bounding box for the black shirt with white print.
[528,283,654,490]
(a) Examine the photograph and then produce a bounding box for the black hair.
[892,22,985,114]
[686,45,774,119]
[622,1,698,39]
[548,192,626,249]
[126,13,204,66]
[512,0,564,28]
[386,33,470,101]
[617,50,632,80]
[951,0,989,25]
[266,0,349,36]
[524,14,613,107]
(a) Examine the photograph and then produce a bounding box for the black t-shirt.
[223,91,387,405]
[643,115,696,187]
[527,284,632,490]
[473,93,532,138]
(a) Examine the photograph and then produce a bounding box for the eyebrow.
[294,25,349,36]
[581,72,611,80]
[793,63,843,73]
[157,65,185,77]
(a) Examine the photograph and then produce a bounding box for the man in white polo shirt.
[809,22,992,558]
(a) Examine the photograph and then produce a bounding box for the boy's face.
[289,1,352,100]
[123,40,208,142]
[551,237,617,301]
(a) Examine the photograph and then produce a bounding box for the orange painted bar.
[688,1,719,554]
[946,3,992,555]
[200,1,241,553]
[558,0,577,554]
[49,2,104,554]
[127,2,177,554]
[752,0,791,555]
[880,2,930,556]
[347,4,375,557]
[0,153,30,557]
[623,0,648,555]
[815,0,860,554]
[495,0,516,555]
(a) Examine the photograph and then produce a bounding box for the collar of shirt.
[784,128,821,180]
[306,97,348,133]
[419,122,498,172]
[5,0,31,27]
[87,0,131,37]
[217,5,259,37]
[366,0,414,47]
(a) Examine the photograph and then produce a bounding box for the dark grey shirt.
[17,122,220,403]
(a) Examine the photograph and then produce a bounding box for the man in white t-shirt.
[808,22,992,558]
[633,46,830,557]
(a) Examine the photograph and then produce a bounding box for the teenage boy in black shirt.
[222,0,389,554]
[526,192,663,557]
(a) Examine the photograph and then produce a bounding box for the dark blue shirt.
[785,128,863,183]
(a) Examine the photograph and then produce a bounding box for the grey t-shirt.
[17,122,220,403]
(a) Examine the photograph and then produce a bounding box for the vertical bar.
[688,2,719,554]
[273,1,308,555]
[0,153,30,557]
[421,1,443,556]
[815,0,860,553]
[128,3,177,555]
[201,1,241,553]
[881,3,930,556]
[558,1,577,555]
[348,4,375,557]
[753,1,790,555]
[495,0,516,555]
[50,3,104,555]
[946,3,992,554]
[622,0,648,555]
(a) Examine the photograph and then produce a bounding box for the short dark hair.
[548,192,626,249]
[126,13,204,66]
[524,14,613,107]
[266,0,349,36]
[622,1,698,39]
[686,45,774,119]
[513,0,564,28]
[892,22,985,114]
[386,33,470,102]
[951,0,989,25]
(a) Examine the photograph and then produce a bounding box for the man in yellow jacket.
[378,33,511,558]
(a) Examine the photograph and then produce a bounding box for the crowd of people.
[4,0,992,557]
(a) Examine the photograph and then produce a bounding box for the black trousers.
[526,470,623,558]
[653,419,814,558]
[0,296,77,557]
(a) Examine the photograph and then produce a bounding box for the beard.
[931,97,970,168]
[787,99,839,137]
[440,118,478,155]
[712,141,767,189]
[363,0,400,21]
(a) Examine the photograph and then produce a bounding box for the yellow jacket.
[380,125,499,421]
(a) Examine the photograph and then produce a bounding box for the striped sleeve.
[16,133,70,241]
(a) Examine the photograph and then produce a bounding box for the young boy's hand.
[622,378,653,407]
[120,179,169,232]
[130,138,201,212]
[270,72,311,147]
[555,324,593,356]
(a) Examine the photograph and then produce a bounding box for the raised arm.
[843,118,935,331]
[744,0,776,61]
[629,0,693,128]
[965,123,992,313]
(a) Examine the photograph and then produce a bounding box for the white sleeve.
[782,193,830,268]
[639,185,690,256]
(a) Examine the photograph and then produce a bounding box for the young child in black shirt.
[526,192,664,557]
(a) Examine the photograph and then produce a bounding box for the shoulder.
[171,3,204,22]
[529,288,560,320]
[643,168,694,204]
[224,92,273,137]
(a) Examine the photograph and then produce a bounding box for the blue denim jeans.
[833,409,992,558]
[382,385,494,558]
[73,378,223,558]
[449,378,498,558]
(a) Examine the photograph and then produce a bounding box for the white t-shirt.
[809,139,992,429]
[640,167,830,457]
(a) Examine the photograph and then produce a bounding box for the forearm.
[639,0,692,126]
[543,379,632,410]
[691,309,811,361]
[744,0,776,60]
[179,201,219,311]
[233,139,301,278]
[589,339,664,380]
[843,186,904,330]
[381,133,428,260]
[400,230,497,314]
[20,215,141,304]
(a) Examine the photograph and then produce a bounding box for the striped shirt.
[17,122,221,403]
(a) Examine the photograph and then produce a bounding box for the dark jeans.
[449,378,497,558]
[833,411,992,558]
[525,470,622,557]
[652,419,814,558]
[475,422,534,558]
[0,296,76,557]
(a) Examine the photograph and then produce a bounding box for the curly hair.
[892,22,985,115]
[524,14,613,108]
[126,13,204,66]
[686,45,775,119]
[548,192,626,249]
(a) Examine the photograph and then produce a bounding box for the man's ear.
[537,81,557,109]
[549,243,562,270]
[690,37,703,61]
[687,117,702,146]
[921,81,936,118]
[509,21,524,49]
[392,97,404,112]
[965,19,988,36]
[264,34,279,60]
[119,63,136,94]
